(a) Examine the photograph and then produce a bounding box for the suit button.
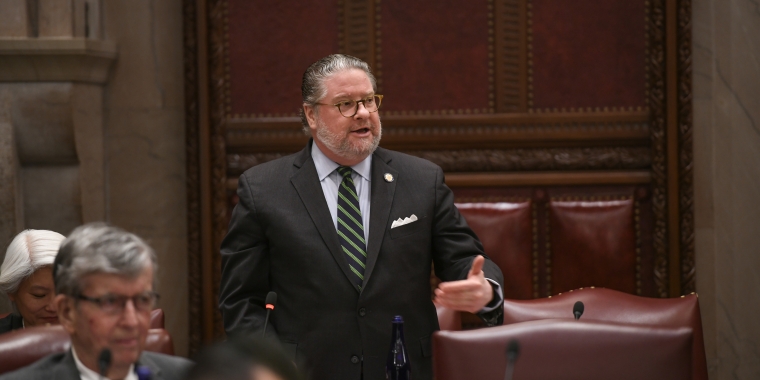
[351,355,360,364]
[358,307,366,317]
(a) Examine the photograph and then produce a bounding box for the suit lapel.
[363,149,397,288]
[136,352,163,380]
[61,350,85,379]
[291,144,359,292]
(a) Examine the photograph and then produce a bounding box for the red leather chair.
[150,308,165,329]
[501,287,707,380]
[1,308,166,329]
[436,304,461,331]
[0,325,175,375]
[433,319,692,380]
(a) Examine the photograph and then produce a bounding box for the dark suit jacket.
[219,143,504,380]
[0,314,22,335]
[0,349,192,380]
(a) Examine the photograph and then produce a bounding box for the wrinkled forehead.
[78,265,154,295]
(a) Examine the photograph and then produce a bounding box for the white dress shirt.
[72,346,137,380]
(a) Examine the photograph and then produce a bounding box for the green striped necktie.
[336,166,366,289]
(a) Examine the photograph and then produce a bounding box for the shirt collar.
[71,346,137,380]
[311,140,372,181]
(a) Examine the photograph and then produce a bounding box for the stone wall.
[0,0,188,356]
[693,0,760,378]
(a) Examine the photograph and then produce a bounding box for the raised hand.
[433,255,494,314]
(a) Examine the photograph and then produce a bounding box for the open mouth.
[351,128,370,134]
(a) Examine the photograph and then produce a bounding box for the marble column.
[693,0,760,378]
[102,0,188,357]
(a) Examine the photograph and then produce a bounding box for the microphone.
[504,339,520,380]
[97,348,112,378]
[573,301,584,320]
[262,291,277,337]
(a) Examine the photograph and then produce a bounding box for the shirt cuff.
[479,278,504,313]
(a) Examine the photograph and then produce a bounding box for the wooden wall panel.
[379,0,491,112]
[186,0,693,350]
[227,0,339,116]
[530,0,647,110]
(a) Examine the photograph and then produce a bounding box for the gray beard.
[315,117,382,162]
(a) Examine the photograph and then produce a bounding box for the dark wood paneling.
[227,0,339,116]
[184,0,693,350]
[530,0,647,110]
[380,0,491,112]
[224,110,650,153]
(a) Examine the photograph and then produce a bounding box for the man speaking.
[219,54,504,380]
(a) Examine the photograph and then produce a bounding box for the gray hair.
[299,54,377,135]
[53,223,157,297]
[0,230,65,297]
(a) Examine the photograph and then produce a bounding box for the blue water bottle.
[385,315,411,379]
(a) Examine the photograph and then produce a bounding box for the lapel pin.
[384,173,394,183]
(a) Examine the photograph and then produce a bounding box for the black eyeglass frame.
[76,291,160,315]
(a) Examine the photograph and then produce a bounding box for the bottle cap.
[393,315,404,323]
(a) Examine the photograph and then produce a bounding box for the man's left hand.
[433,255,494,314]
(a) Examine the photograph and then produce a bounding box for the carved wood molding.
[208,0,227,338]
[677,0,695,294]
[647,0,669,298]
[182,0,201,355]
[226,147,651,177]
[225,110,650,152]
[405,147,651,172]
[494,0,528,112]
[445,171,651,187]
[339,0,376,69]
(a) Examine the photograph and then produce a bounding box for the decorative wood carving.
[227,147,650,177]
[182,0,201,354]
[225,110,650,153]
[208,0,228,338]
[406,147,651,172]
[338,0,376,68]
[647,0,669,298]
[494,0,528,112]
[677,0,695,294]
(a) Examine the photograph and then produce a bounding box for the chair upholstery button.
[358,307,366,317]
[351,355,360,364]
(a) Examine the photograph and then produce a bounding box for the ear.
[303,104,319,133]
[55,294,77,334]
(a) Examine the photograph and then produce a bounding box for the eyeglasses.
[77,291,160,315]
[315,94,383,117]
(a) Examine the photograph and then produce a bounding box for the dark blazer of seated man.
[0,223,192,380]
[219,54,504,380]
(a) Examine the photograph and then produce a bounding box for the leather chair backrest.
[435,305,461,331]
[1,308,165,329]
[0,325,175,375]
[456,202,533,300]
[433,319,692,380]
[502,287,707,380]
[150,308,165,329]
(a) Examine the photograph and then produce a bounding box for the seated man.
[0,223,192,380]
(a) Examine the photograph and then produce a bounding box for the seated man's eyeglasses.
[315,94,383,117]
[77,291,160,315]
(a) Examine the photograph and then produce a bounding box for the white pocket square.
[391,214,418,229]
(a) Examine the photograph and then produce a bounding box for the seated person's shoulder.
[0,352,69,380]
[141,351,194,379]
